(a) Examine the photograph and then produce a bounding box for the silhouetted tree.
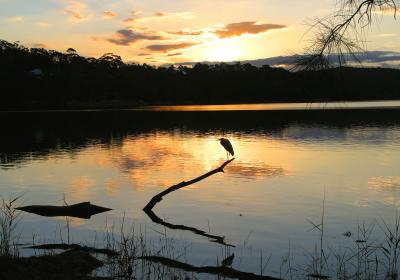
[0,38,399,110]
[299,0,399,69]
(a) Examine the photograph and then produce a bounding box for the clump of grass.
[379,215,400,280]
[297,199,400,280]
[102,216,187,279]
[0,195,22,257]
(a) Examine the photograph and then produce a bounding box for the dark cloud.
[167,52,183,57]
[214,21,287,38]
[242,51,400,68]
[107,29,163,46]
[168,51,400,69]
[146,42,197,52]
[121,18,136,24]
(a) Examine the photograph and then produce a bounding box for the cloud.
[168,51,400,69]
[63,0,93,22]
[146,42,197,52]
[375,33,398,38]
[36,21,51,28]
[121,11,142,24]
[103,10,117,19]
[214,21,287,38]
[64,9,86,20]
[30,43,48,49]
[121,18,136,24]
[106,29,164,46]
[130,11,142,17]
[6,16,23,22]
[167,52,183,57]
[123,11,195,24]
[373,6,398,16]
[168,30,203,36]
[155,12,165,17]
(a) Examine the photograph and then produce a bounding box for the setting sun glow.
[207,43,241,62]
[0,1,398,65]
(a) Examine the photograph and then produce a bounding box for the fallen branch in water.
[139,255,280,280]
[143,158,235,246]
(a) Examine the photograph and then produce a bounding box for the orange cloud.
[103,10,117,19]
[167,52,183,57]
[63,0,92,22]
[121,18,136,24]
[146,42,197,52]
[214,21,287,38]
[126,11,195,23]
[106,29,164,46]
[65,9,86,20]
[121,11,142,24]
[168,30,203,36]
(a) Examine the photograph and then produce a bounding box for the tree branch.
[143,158,235,246]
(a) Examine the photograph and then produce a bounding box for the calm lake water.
[2,101,400,277]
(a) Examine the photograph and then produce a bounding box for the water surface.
[1,105,400,277]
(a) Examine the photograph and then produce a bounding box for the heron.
[219,138,234,159]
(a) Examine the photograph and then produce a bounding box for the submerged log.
[27,243,118,256]
[16,202,112,219]
[139,255,280,280]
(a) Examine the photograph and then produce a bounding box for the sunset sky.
[1,0,399,65]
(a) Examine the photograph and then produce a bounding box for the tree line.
[1,39,399,110]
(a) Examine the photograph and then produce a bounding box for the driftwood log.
[143,158,235,246]
[16,202,112,219]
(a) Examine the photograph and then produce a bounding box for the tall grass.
[299,200,400,280]
[4,194,400,280]
[0,196,22,257]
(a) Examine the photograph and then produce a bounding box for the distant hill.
[1,39,400,110]
[168,51,400,69]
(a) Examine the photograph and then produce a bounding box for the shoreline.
[2,99,400,113]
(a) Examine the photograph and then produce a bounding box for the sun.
[207,42,241,62]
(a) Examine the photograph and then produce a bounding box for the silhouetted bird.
[222,253,235,267]
[219,138,234,159]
